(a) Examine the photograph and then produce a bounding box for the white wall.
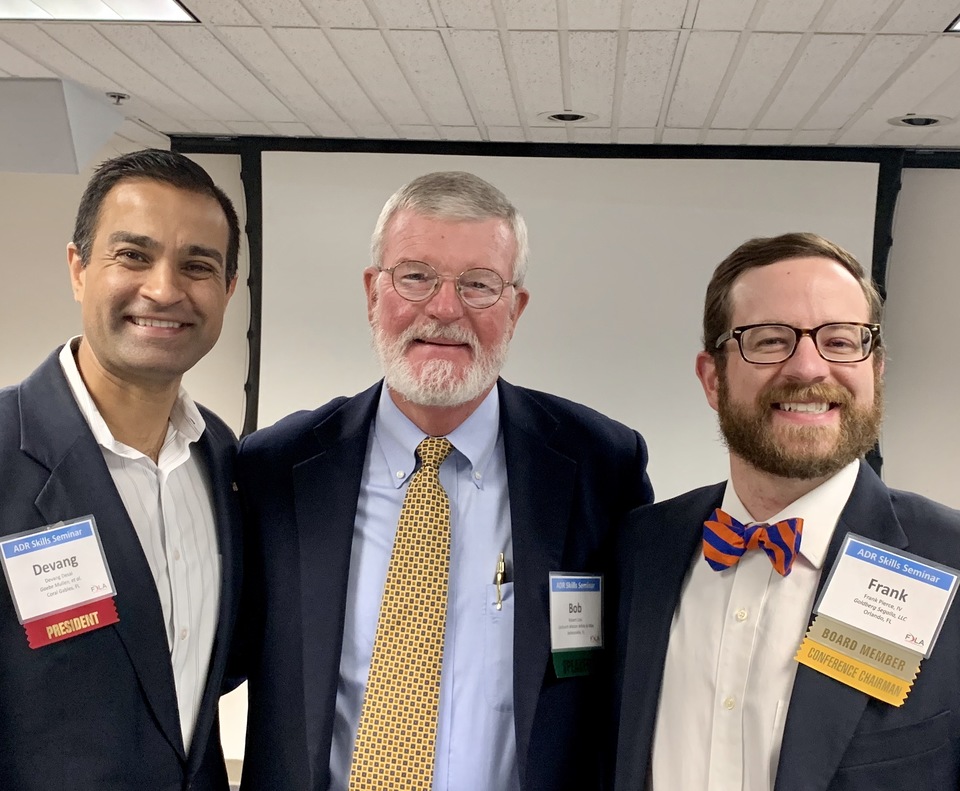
[883,168,960,509]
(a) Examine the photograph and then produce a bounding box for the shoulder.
[889,486,960,552]
[197,404,238,449]
[627,482,725,528]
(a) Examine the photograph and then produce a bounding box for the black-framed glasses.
[378,260,517,309]
[715,322,882,364]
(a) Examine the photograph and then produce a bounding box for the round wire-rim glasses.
[378,260,517,309]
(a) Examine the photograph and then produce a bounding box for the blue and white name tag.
[548,572,602,678]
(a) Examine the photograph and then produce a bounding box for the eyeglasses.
[716,322,882,364]
[378,260,517,309]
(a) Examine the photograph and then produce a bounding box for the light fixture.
[536,110,599,124]
[887,114,951,128]
[0,0,196,22]
[946,11,960,32]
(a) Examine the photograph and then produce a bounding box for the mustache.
[396,319,480,351]
[759,382,853,408]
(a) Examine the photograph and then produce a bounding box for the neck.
[75,340,180,463]
[387,384,492,437]
[728,454,832,522]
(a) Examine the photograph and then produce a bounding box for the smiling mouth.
[130,317,187,329]
[774,402,836,414]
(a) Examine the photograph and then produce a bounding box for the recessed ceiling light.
[0,0,196,22]
[536,110,599,124]
[887,114,951,127]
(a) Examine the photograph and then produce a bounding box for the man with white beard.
[236,171,653,791]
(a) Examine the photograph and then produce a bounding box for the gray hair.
[370,171,529,285]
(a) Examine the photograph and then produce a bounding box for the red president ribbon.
[23,596,119,649]
[703,508,804,576]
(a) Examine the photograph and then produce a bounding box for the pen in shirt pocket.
[494,552,506,610]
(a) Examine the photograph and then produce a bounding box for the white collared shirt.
[58,339,221,751]
[651,460,860,791]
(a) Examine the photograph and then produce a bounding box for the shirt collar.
[374,383,501,489]
[721,459,860,569]
[58,337,206,457]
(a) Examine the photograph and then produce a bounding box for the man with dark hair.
[614,232,960,791]
[237,171,653,791]
[0,149,242,790]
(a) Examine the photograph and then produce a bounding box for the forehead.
[95,179,227,240]
[383,209,515,270]
[729,256,870,325]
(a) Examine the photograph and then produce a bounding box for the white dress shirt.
[651,460,860,791]
[59,339,221,751]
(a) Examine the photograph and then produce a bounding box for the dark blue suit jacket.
[236,379,653,791]
[614,462,960,791]
[0,349,242,791]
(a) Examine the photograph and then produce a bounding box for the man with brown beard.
[236,171,653,791]
[613,233,960,791]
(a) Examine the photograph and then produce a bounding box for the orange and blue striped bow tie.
[703,508,804,576]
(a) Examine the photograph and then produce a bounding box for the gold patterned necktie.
[349,436,454,791]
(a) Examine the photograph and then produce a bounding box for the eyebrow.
[107,232,224,266]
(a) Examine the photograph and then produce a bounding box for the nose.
[140,260,186,306]
[424,275,465,322]
[780,335,830,383]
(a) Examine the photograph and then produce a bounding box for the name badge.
[795,534,959,706]
[549,572,602,678]
[0,516,119,649]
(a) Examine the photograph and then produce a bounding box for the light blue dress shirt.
[329,384,520,791]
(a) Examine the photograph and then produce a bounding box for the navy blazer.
[236,379,653,791]
[0,349,242,791]
[614,462,960,791]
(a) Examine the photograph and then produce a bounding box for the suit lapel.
[615,485,724,788]
[21,352,186,759]
[775,463,908,791]
[296,384,380,789]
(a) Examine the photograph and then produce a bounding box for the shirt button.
[180,628,189,641]
[735,608,748,622]
[173,548,182,561]
[396,470,405,479]
[474,471,482,480]
[723,696,736,710]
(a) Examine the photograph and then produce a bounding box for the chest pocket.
[484,581,514,712]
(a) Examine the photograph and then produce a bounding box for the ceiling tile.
[487,125,526,141]
[99,24,252,121]
[326,28,430,125]
[628,0,686,30]
[501,0,556,30]
[528,125,568,142]
[791,128,836,145]
[509,31,563,119]
[871,124,932,146]
[373,0,438,29]
[703,128,747,143]
[0,23,118,92]
[181,0,257,26]
[884,0,960,34]
[355,123,398,138]
[759,34,861,128]
[188,119,234,134]
[0,35,55,76]
[570,126,612,143]
[396,124,440,138]
[754,0,823,32]
[693,0,758,31]
[217,26,349,134]
[115,117,169,148]
[389,30,474,125]
[274,28,385,125]
[713,32,801,127]
[661,127,700,143]
[239,0,317,27]
[807,35,924,128]
[271,121,316,135]
[227,120,275,135]
[447,29,519,126]
[441,126,482,140]
[617,127,656,143]
[569,32,617,123]
[157,25,297,122]
[299,0,375,27]
[567,0,623,30]
[665,30,739,127]
[620,31,678,127]
[818,0,891,33]
[435,0,496,29]
[747,128,792,144]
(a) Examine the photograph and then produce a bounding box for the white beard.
[371,314,509,407]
